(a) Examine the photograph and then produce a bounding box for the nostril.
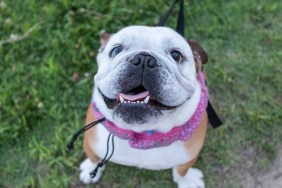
[147,58,156,68]
[131,56,141,66]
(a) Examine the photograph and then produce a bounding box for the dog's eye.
[110,45,123,57]
[171,50,183,62]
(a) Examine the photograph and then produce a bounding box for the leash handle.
[157,0,185,36]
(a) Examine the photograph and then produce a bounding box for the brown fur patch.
[83,104,100,163]
[175,112,208,177]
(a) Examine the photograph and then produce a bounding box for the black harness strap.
[207,101,223,128]
[157,0,185,36]
[157,0,178,26]
[158,0,223,128]
[176,0,185,36]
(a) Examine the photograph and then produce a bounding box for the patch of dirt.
[241,149,282,188]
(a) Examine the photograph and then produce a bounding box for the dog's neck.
[91,72,208,149]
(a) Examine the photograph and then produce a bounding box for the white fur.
[96,26,196,86]
[173,167,205,188]
[93,124,191,170]
[79,158,105,184]
[94,26,199,132]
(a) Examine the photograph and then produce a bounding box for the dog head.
[93,26,207,132]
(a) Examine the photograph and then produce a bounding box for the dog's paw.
[79,158,105,184]
[172,167,205,188]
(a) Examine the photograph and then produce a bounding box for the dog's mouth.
[100,86,176,110]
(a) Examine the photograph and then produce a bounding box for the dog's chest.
[93,124,192,170]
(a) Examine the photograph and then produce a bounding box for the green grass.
[0,0,281,187]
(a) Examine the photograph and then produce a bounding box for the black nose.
[131,53,157,68]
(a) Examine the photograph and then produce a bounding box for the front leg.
[79,158,105,184]
[173,112,208,188]
[79,104,105,184]
[172,158,205,188]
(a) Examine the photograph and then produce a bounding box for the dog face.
[93,26,199,132]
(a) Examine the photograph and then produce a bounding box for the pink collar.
[92,73,208,150]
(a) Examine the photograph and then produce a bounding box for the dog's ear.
[99,30,112,50]
[187,39,208,72]
[187,39,208,64]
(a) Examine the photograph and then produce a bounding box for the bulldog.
[79,26,209,188]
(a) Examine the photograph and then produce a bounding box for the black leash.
[90,133,115,178]
[157,0,185,36]
[158,0,223,128]
[66,117,110,179]
[67,117,105,150]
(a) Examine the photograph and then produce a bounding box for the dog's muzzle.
[100,52,177,111]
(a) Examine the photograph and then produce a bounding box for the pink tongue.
[118,91,149,101]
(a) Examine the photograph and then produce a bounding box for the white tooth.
[119,96,124,103]
[137,101,140,103]
[141,101,144,103]
[144,96,150,103]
